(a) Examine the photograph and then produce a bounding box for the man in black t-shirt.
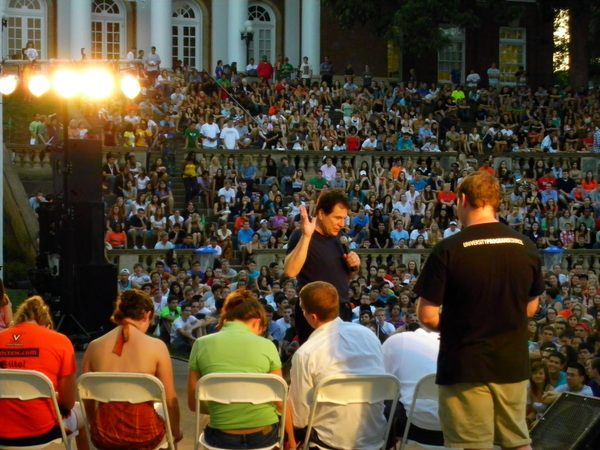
[285,190,360,344]
[416,172,544,450]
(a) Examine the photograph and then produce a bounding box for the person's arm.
[57,372,77,412]
[417,297,441,332]
[187,369,201,412]
[269,368,297,449]
[2,297,12,327]
[542,389,561,405]
[283,206,315,278]
[527,297,540,318]
[155,342,183,442]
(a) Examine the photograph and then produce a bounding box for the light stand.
[240,20,254,67]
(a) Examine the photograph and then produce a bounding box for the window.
[499,27,526,85]
[172,1,202,69]
[438,26,465,84]
[91,0,126,60]
[387,40,401,78]
[6,0,45,60]
[248,3,275,63]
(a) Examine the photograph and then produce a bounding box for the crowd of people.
[16,49,600,448]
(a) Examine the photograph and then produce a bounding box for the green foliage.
[553,70,569,86]
[3,222,34,285]
[324,0,523,56]
[6,290,29,311]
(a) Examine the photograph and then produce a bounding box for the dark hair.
[529,362,550,397]
[111,289,154,324]
[218,289,266,330]
[548,350,566,365]
[567,362,586,377]
[314,189,350,216]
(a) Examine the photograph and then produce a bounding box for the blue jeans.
[204,424,279,449]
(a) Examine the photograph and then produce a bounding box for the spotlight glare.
[0,75,18,95]
[29,74,50,97]
[53,70,81,98]
[121,74,141,99]
[82,68,115,99]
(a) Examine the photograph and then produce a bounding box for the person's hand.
[344,251,360,270]
[299,206,316,237]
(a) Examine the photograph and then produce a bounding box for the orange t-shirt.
[478,166,494,176]
[438,191,457,204]
[390,166,404,180]
[582,179,598,192]
[0,323,76,439]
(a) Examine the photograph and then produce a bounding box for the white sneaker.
[133,245,138,250]
[141,245,147,250]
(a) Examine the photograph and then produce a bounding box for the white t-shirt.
[382,329,441,430]
[220,126,240,149]
[217,187,236,204]
[200,122,220,148]
[443,227,461,239]
[170,315,197,344]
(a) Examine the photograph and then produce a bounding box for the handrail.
[105,247,600,276]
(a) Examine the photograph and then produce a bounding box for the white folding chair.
[194,373,288,450]
[76,372,175,450]
[0,369,72,450]
[302,374,400,450]
[400,373,448,450]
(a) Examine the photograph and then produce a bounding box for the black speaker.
[62,201,106,266]
[51,149,65,196]
[530,393,600,449]
[74,264,117,333]
[64,139,103,203]
[37,201,63,253]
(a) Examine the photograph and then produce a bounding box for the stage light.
[81,68,115,99]
[121,74,141,99]
[0,75,18,95]
[29,74,50,97]
[52,69,81,98]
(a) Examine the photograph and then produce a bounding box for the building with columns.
[0,0,553,87]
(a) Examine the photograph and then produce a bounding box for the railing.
[106,248,600,277]
[8,144,600,176]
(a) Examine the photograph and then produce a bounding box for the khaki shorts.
[438,381,530,449]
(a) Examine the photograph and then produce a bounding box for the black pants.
[385,400,445,446]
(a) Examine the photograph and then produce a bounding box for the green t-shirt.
[160,306,181,319]
[184,128,199,148]
[281,63,295,79]
[309,177,328,189]
[189,321,282,429]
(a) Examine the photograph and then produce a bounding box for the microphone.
[339,234,350,255]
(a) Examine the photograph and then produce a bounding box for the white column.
[136,3,152,56]
[285,0,300,64]
[228,0,248,68]
[150,0,172,69]
[301,0,320,75]
[56,0,71,59]
[212,0,228,71]
[70,0,91,60]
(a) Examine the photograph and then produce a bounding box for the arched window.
[248,3,275,63]
[172,1,202,70]
[91,0,126,60]
[5,0,46,60]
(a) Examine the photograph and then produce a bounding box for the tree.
[323,0,525,56]
[324,0,600,87]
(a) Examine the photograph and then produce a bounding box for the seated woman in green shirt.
[187,289,296,449]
